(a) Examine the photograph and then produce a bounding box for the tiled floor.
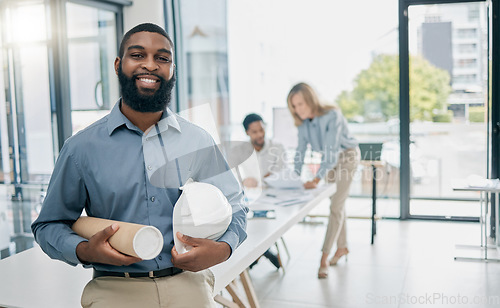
[2,187,499,307]
[224,216,500,308]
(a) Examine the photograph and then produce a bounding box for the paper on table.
[467,175,500,189]
[264,169,303,189]
[72,217,163,260]
[258,189,313,206]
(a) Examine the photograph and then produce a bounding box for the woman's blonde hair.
[286,82,336,126]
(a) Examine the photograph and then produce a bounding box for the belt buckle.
[149,271,155,278]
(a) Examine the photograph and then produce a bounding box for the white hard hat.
[173,178,232,254]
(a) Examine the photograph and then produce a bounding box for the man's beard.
[117,65,176,112]
[252,138,265,149]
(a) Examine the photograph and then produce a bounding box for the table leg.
[485,191,488,260]
[371,164,377,245]
[455,191,500,262]
[224,280,249,307]
[497,192,500,248]
[214,294,240,308]
[240,269,260,308]
[274,242,285,274]
[480,191,484,248]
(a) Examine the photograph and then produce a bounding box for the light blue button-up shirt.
[32,100,247,273]
[294,109,358,179]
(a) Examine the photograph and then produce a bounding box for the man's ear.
[245,130,250,137]
[114,57,121,75]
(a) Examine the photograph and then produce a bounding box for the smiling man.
[32,23,247,308]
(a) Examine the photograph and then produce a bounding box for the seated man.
[231,113,286,188]
[229,113,286,269]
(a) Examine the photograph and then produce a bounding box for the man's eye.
[131,54,143,58]
[157,57,171,63]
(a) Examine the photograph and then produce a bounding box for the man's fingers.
[89,223,120,244]
[176,232,196,246]
[171,245,178,258]
[93,223,119,242]
[176,232,193,245]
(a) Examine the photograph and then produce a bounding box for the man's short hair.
[118,23,174,59]
[243,113,263,131]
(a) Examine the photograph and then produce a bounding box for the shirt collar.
[157,108,181,133]
[256,139,269,153]
[107,99,181,136]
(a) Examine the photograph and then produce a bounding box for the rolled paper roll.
[72,217,163,260]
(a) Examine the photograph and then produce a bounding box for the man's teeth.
[138,78,156,83]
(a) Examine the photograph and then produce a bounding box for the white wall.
[123,0,165,32]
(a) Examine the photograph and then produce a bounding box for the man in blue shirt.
[31,23,247,307]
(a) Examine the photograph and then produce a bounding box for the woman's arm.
[316,110,344,180]
[294,126,308,175]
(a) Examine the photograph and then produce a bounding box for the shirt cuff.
[62,234,88,266]
[217,229,239,257]
[316,168,327,179]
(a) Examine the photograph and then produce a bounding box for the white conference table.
[0,184,335,308]
[453,181,500,262]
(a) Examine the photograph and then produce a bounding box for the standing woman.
[287,82,360,279]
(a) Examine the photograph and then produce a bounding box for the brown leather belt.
[93,267,183,279]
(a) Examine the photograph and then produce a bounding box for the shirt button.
[158,256,162,260]
[147,165,152,171]
[150,196,155,202]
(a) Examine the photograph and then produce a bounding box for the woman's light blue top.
[294,109,358,179]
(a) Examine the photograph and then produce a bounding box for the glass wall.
[1,1,54,184]
[0,0,55,256]
[408,2,488,218]
[227,0,400,217]
[0,0,123,258]
[67,2,119,134]
[174,0,230,143]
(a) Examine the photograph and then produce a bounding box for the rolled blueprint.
[72,217,163,260]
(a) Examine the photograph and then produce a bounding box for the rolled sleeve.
[217,229,240,255]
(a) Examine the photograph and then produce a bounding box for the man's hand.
[76,224,142,266]
[242,177,258,188]
[171,232,231,272]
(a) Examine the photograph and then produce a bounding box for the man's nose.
[142,57,158,71]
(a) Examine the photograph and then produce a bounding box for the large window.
[227,0,400,217]
[0,1,53,184]
[173,0,230,142]
[405,1,489,220]
[67,2,120,134]
[0,0,125,257]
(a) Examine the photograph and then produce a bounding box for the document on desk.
[466,175,500,189]
[263,169,303,189]
[259,188,313,206]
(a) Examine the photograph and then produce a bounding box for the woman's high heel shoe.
[329,249,349,266]
[318,266,329,279]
